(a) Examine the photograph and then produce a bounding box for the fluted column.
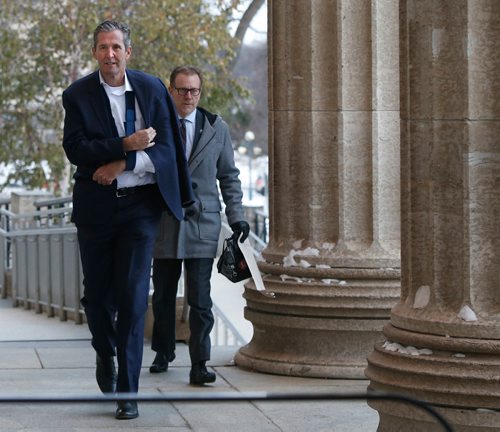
[366,1,500,430]
[235,0,401,378]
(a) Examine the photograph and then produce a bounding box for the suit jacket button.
[185,209,195,217]
[192,182,198,189]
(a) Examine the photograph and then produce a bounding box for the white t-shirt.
[100,71,155,188]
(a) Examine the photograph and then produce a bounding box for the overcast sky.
[243,1,267,45]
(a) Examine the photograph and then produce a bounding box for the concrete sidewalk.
[0,298,379,432]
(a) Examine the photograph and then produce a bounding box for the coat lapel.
[189,110,214,168]
[87,72,118,137]
[192,110,204,149]
[127,71,150,127]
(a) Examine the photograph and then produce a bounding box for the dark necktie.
[179,118,187,148]
[124,91,136,135]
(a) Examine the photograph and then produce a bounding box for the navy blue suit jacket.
[62,69,193,224]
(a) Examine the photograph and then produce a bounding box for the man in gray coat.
[150,65,249,385]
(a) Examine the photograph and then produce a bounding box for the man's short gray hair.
[93,20,131,49]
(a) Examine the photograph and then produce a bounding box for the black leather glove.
[230,221,250,243]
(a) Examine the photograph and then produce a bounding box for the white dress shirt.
[99,71,155,188]
[180,109,197,161]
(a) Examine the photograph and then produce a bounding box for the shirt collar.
[99,71,133,95]
[180,109,197,124]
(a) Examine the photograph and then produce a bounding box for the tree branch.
[231,0,266,68]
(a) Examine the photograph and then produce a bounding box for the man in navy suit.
[62,20,193,420]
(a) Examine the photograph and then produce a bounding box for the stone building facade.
[236,1,500,430]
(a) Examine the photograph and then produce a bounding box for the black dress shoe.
[149,352,175,373]
[149,352,169,373]
[189,361,216,385]
[95,354,117,394]
[115,401,139,420]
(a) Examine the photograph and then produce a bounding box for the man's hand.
[93,160,126,185]
[122,127,156,151]
[230,221,250,243]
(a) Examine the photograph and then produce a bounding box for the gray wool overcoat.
[153,107,245,259]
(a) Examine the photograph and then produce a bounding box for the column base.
[368,399,500,432]
[366,324,500,430]
[236,260,400,378]
[235,305,387,379]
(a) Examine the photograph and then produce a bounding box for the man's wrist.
[122,136,132,152]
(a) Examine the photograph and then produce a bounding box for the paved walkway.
[0,297,379,431]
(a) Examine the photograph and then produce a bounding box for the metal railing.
[250,208,268,244]
[0,198,11,291]
[212,302,246,346]
[0,227,6,299]
[4,197,83,322]
[0,196,258,346]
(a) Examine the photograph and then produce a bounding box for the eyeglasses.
[174,87,201,96]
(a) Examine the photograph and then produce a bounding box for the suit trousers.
[77,185,163,393]
[151,257,214,364]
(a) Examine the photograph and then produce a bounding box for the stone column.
[365,1,500,430]
[235,0,401,378]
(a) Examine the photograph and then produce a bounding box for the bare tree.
[232,0,266,67]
